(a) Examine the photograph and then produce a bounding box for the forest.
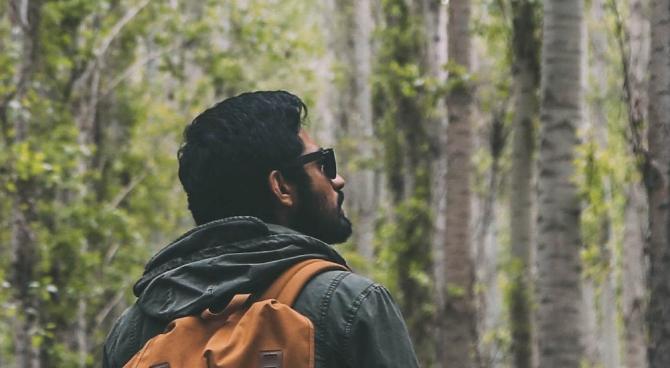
[0,0,668,367]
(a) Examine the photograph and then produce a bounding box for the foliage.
[0,0,652,366]
[0,0,325,365]
[371,1,440,365]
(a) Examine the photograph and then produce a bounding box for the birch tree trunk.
[443,0,477,365]
[581,1,601,362]
[623,184,648,368]
[347,0,377,262]
[646,0,670,365]
[508,1,540,367]
[422,1,448,365]
[582,1,620,366]
[622,0,649,366]
[321,0,377,264]
[536,0,585,367]
[315,0,338,148]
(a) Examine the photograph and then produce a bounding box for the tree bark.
[508,2,539,367]
[622,1,649,366]
[315,0,338,148]
[422,1,448,365]
[581,1,621,366]
[320,0,378,264]
[443,0,477,366]
[623,184,648,368]
[646,0,670,366]
[8,1,43,367]
[536,0,585,367]
[348,0,377,262]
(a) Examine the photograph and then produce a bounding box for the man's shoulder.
[295,269,385,312]
[103,304,166,368]
[293,269,417,367]
[293,269,395,338]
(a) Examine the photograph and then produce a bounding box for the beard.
[291,184,352,244]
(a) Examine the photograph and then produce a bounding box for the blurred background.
[0,0,664,367]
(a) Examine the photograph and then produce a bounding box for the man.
[103,91,419,367]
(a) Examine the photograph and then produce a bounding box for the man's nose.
[332,174,345,190]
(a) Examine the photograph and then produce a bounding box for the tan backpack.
[123,259,348,368]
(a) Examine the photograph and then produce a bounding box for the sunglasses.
[280,148,337,179]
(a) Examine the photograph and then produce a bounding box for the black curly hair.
[177,91,310,225]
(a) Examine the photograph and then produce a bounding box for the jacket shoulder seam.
[314,270,350,365]
[341,282,381,365]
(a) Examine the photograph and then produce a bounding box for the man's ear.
[268,170,296,208]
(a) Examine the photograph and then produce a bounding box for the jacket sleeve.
[342,284,420,368]
[102,304,167,368]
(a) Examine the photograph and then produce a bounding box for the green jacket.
[103,217,419,368]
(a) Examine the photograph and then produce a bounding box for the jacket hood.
[133,216,347,321]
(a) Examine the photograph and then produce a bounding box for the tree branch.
[100,44,180,98]
[94,281,132,329]
[72,0,153,95]
[107,172,147,211]
[102,172,146,266]
[96,0,152,60]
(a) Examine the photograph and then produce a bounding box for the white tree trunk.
[422,1,448,365]
[348,0,377,262]
[477,199,504,368]
[581,1,621,367]
[623,183,648,368]
[536,0,585,367]
[314,0,338,148]
[581,282,599,366]
[622,0,649,366]
[320,0,377,264]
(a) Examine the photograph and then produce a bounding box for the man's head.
[178,91,352,243]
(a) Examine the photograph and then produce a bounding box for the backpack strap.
[260,259,349,306]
